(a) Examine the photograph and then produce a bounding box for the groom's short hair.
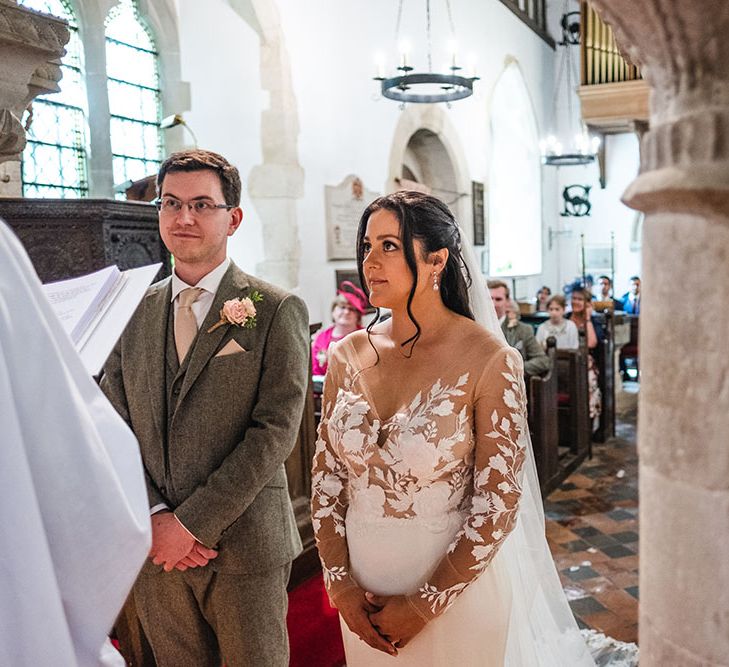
[157,149,242,207]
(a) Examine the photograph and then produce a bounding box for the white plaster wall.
[174,0,266,275]
[12,0,624,320]
[170,0,621,322]
[274,0,557,322]
[554,133,642,299]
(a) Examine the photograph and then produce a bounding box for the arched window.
[488,62,542,278]
[19,0,88,198]
[105,0,162,188]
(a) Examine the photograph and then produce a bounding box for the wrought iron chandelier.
[374,0,478,105]
[540,9,599,166]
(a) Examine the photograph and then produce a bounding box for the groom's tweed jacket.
[101,262,308,573]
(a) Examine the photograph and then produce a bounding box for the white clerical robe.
[0,220,151,666]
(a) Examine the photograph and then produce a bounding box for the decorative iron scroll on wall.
[561,184,592,217]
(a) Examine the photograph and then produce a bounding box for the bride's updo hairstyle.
[356,190,474,354]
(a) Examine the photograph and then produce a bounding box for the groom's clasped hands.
[149,510,218,572]
[337,585,427,656]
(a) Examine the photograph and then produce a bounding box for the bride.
[311,191,595,665]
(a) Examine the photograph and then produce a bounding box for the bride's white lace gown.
[312,325,547,665]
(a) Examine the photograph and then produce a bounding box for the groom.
[102,149,309,666]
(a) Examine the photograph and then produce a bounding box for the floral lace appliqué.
[312,348,528,619]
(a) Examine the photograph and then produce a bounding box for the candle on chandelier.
[374,52,385,79]
[399,40,410,68]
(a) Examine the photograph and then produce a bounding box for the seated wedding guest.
[0,220,150,666]
[567,288,604,349]
[563,278,586,308]
[488,279,550,377]
[536,294,579,349]
[535,285,551,312]
[620,275,641,314]
[596,275,623,310]
[312,281,368,375]
[567,288,603,426]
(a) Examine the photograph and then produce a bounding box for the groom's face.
[158,169,242,278]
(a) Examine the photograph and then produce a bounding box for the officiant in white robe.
[0,220,151,666]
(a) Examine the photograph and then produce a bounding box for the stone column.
[0,0,70,197]
[80,0,116,198]
[231,0,304,290]
[589,2,729,664]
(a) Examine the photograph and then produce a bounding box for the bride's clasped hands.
[366,592,428,651]
[334,586,400,655]
[337,586,428,656]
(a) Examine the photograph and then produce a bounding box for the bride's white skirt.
[341,506,595,667]
[341,508,511,666]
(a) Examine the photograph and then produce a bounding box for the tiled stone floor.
[545,387,639,644]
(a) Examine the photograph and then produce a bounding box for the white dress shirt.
[536,318,580,350]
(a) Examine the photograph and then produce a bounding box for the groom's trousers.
[134,559,292,667]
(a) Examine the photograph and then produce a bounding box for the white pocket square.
[215,339,248,357]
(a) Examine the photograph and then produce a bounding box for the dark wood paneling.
[0,198,171,282]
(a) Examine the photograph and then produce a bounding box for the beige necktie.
[175,287,204,362]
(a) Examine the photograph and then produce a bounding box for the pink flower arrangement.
[207,290,263,333]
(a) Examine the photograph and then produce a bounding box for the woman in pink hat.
[312,281,368,375]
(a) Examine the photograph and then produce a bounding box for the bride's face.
[362,208,429,309]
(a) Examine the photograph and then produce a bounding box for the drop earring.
[433,272,439,291]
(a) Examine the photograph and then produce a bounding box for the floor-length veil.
[458,228,595,666]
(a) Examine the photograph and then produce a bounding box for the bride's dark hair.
[356,190,474,354]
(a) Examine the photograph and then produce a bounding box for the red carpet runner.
[288,573,345,667]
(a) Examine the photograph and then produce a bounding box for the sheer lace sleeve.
[405,347,528,621]
[311,346,356,603]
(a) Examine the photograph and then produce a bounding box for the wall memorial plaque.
[325,175,379,260]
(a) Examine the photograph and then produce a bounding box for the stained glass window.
[19,0,88,198]
[105,0,162,190]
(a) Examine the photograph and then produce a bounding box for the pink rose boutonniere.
[207,290,263,333]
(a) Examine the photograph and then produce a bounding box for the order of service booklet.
[42,263,162,376]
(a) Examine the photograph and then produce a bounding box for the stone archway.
[387,106,473,242]
[403,129,459,201]
[228,0,303,290]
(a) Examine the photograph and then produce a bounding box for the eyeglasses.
[154,196,234,216]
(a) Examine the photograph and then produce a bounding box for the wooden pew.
[309,322,324,423]
[528,337,560,496]
[285,324,323,588]
[593,310,615,442]
[555,344,591,477]
[619,314,640,380]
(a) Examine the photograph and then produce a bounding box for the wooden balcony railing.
[497,0,554,48]
[581,1,641,85]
